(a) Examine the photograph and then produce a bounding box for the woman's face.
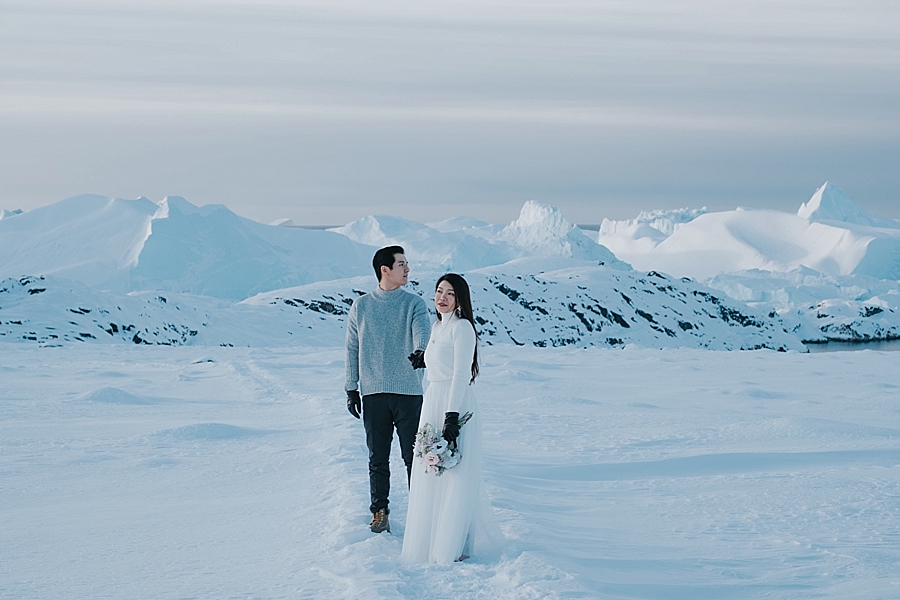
[434,280,457,315]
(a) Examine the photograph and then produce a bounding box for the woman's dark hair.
[435,273,479,383]
[372,245,405,281]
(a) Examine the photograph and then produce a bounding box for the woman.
[401,273,503,564]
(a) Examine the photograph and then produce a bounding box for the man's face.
[380,254,409,289]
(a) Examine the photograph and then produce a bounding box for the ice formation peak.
[499,201,629,267]
[798,182,852,220]
[798,182,899,229]
[504,201,574,239]
[270,218,296,227]
[500,201,578,258]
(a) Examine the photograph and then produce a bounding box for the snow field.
[2,345,899,599]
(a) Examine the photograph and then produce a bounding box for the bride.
[401,273,503,564]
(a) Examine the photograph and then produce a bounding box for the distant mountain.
[0,275,213,346]
[705,268,900,344]
[0,260,808,351]
[5,189,900,349]
[598,207,707,239]
[331,202,629,272]
[0,194,374,300]
[127,196,374,299]
[500,202,629,267]
[598,183,900,281]
[0,194,158,287]
[329,213,516,272]
[0,195,624,303]
[0,274,348,347]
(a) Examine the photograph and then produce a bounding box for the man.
[345,245,431,533]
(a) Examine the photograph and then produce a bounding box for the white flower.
[414,419,470,475]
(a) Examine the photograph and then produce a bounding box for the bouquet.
[413,412,473,476]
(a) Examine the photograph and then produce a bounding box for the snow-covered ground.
[3,344,899,599]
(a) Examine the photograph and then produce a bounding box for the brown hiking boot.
[369,508,390,533]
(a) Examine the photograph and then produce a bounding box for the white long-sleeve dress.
[401,312,503,564]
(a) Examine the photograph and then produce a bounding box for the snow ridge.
[1,263,806,351]
[251,261,804,351]
[0,276,210,346]
[706,268,900,343]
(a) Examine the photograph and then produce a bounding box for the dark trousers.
[362,392,423,515]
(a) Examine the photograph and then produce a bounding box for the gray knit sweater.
[345,286,432,396]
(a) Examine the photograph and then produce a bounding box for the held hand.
[442,411,460,446]
[407,350,426,370]
[346,390,361,419]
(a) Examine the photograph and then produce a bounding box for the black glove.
[347,390,361,419]
[408,350,426,370]
[442,411,460,446]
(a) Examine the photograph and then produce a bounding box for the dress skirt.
[401,380,502,564]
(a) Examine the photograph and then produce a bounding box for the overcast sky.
[1,0,898,225]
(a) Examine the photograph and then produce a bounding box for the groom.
[345,246,431,533]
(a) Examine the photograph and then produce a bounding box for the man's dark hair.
[372,245,405,281]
